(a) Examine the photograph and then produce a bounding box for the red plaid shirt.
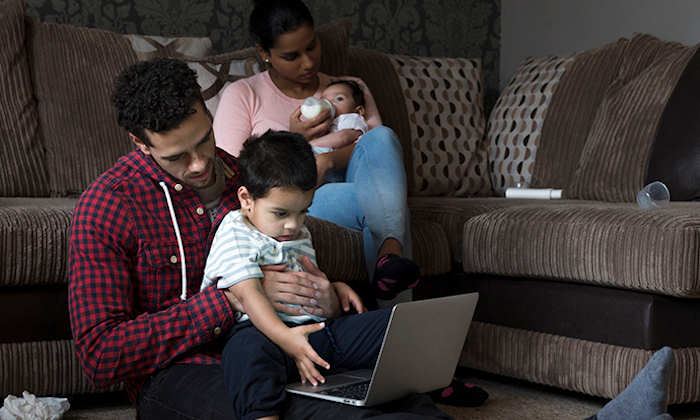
[68,147,240,402]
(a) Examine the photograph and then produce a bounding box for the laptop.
[286,293,479,406]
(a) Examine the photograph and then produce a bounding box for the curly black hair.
[112,58,203,147]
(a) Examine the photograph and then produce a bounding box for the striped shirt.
[203,210,324,324]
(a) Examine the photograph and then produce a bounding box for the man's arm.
[68,187,236,387]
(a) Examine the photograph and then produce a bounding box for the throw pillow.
[387,55,491,197]
[0,0,49,196]
[124,34,212,60]
[486,54,574,194]
[569,34,696,202]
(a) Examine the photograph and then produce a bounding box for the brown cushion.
[28,19,138,196]
[0,198,77,286]
[387,55,491,197]
[0,0,49,196]
[462,201,700,297]
[569,34,697,202]
[645,49,700,201]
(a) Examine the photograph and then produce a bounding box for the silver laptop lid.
[363,293,478,406]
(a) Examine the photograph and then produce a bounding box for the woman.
[213,0,419,301]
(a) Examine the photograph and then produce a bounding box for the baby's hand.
[279,322,330,386]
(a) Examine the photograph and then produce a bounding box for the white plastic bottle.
[300,96,335,120]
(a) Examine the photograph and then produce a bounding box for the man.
[68,57,450,419]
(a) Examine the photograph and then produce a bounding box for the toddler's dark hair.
[112,58,204,147]
[327,79,365,107]
[249,0,314,51]
[238,130,317,199]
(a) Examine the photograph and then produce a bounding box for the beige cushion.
[388,55,491,197]
[569,34,697,202]
[28,19,138,197]
[486,54,575,194]
[0,0,49,196]
[462,201,700,297]
[124,34,212,60]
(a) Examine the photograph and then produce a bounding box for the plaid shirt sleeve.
[68,182,235,387]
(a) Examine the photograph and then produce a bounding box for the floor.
[62,369,700,419]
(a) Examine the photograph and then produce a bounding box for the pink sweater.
[213,71,382,156]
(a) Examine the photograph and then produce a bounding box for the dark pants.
[137,311,452,420]
[223,309,391,420]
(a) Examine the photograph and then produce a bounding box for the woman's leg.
[309,127,418,298]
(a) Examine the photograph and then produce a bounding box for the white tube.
[505,188,563,200]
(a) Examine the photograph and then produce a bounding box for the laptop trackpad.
[286,369,372,392]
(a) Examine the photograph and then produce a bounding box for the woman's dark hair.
[112,58,204,147]
[249,0,314,51]
[238,130,317,199]
[327,79,365,107]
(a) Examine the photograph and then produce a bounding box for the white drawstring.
[159,182,188,301]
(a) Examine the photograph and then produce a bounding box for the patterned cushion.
[388,55,491,197]
[124,34,212,60]
[487,55,574,194]
[0,0,49,196]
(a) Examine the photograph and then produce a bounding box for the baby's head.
[322,80,365,117]
[237,130,317,241]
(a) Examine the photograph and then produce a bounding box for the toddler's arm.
[230,278,330,385]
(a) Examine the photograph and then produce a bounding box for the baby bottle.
[300,96,335,120]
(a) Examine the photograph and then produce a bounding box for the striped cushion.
[569,34,697,202]
[462,201,700,297]
[28,19,138,197]
[0,0,49,196]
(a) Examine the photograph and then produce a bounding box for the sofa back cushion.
[569,34,697,202]
[0,0,49,197]
[28,19,139,197]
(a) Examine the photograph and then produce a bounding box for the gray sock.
[596,347,674,420]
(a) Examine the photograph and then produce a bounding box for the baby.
[310,79,369,155]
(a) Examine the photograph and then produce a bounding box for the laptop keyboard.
[320,381,370,400]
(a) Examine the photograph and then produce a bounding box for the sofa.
[2,0,700,407]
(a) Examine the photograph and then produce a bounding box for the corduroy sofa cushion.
[569,34,697,202]
[28,18,139,197]
[0,0,49,197]
[462,201,700,297]
[0,198,77,287]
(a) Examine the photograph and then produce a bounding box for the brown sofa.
[2,0,700,407]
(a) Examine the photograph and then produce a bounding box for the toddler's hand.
[280,322,330,386]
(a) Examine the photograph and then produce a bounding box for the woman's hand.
[333,282,366,314]
[290,106,331,140]
[315,153,333,187]
[260,257,341,318]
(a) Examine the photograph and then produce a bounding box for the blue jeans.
[309,126,412,278]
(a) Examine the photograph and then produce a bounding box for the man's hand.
[279,322,330,386]
[260,257,341,318]
[333,282,366,314]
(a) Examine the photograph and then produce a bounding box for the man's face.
[132,102,217,189]
[238,186,314,242]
